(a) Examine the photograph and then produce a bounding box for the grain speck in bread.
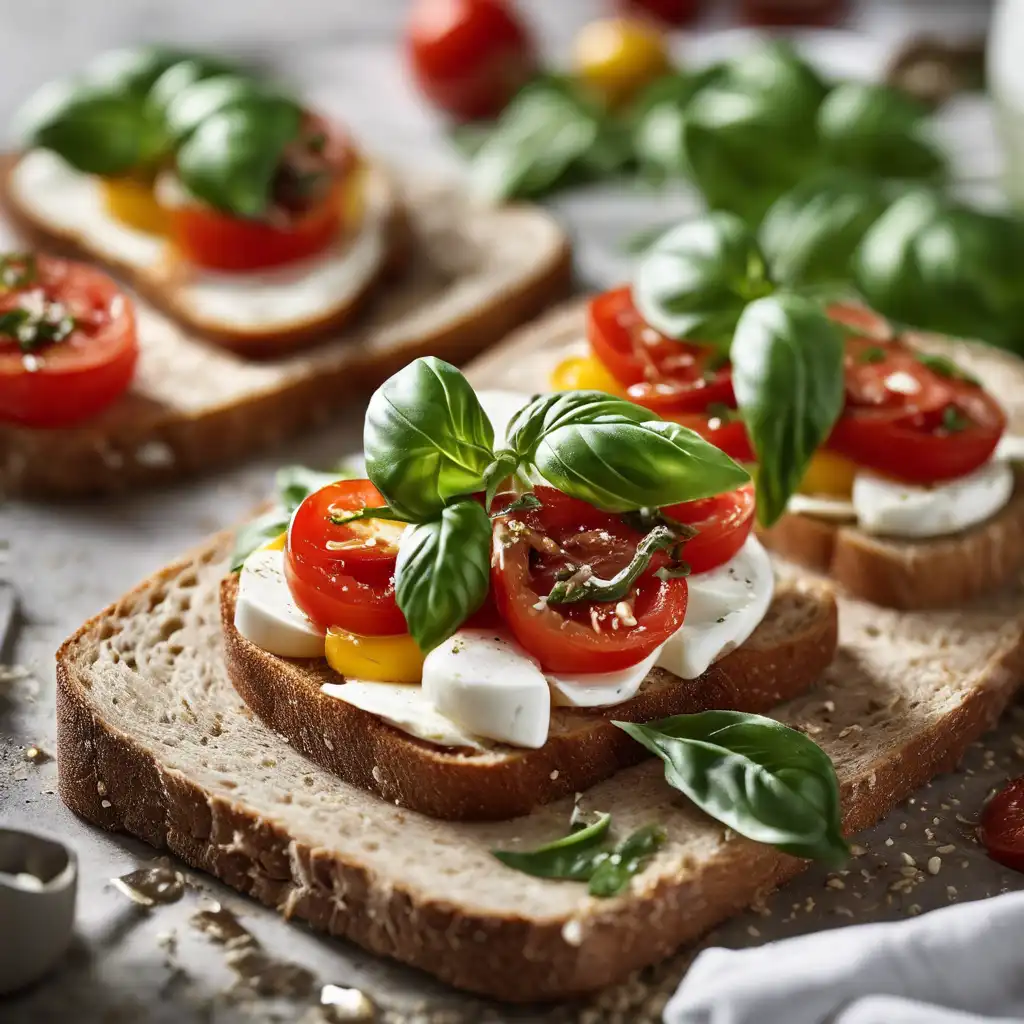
[55,534,1024,1001]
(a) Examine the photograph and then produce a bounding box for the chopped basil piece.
[915,351,979,385]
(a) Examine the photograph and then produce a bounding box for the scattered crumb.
[746,925,760,938]
[825,878,845,890]
[901,853,917,868]
[23,746,51,764]
[937,845,956,854]
[927,857,942,876]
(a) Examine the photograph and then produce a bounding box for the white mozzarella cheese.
[547,647,662,708]
[8,149,388,333]
[234,549,325,658]
[786,493,857,521]
[852,459,1014,538]
[996,434,1024,463]
[656,536,774,680]
[421,629,550,748]
[321,680,487,750]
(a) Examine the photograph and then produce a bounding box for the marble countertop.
[3,4,1022,1023]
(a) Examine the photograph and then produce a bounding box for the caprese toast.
[221,357,838,820]
[2,46,404,355]
[548,215,1024,609]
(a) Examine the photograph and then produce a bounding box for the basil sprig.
[616,711,848,865]
[732,295,845,527]
[362,359,748,651]
[493,812,666,897]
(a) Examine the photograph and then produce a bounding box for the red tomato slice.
[491,487,688,674]
[285,479,409,635]
[618,0,703,24]
[663,484,756,575]
[167,116,356,272]
[406,0,537,121]
[670,410,755,463]
[587,286,734,412]
[826,302,894,341]
[0,255,137,428]
[827,338,1005,483]
[980,777,1024,873]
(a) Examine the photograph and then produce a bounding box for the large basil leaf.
[632,212,773,345]
[365,358,496,521]
[493,813,612,881]
[616,711,848,864]
[510,392,750,512]
[724,40,828,122]
[83,46,190,98]
[818,82,946,182]
[469,78,609,202]
[759,172,889,288]
[148,56,239,114]
[164,73,280,144]
[394,500,492,652]
[732,294,845,526]
[175,96,303,217]
[854,191,1024,350]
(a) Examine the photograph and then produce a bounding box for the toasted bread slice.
[479,300,1024,609]
[55,531,1024,1002]
[220,573,838,821]
[0,173,570,500]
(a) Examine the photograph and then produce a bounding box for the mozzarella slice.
[852,459,1014,538]
[8,149,389,335]
[657,536,774,680]
[547,646,662,708]
[321,680,487,750]
[421,629,550,748]
[234,549,325,658]
[476,389,534,449]
[786,494,857,521]
[996,434,1024,463]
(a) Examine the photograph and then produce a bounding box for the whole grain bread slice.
[55,531,1024,1002]
[220,572,837,820]
[0,172,570,499]
[480,300,1024,609]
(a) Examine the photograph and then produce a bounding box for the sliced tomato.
[670,410,755,463]
[587,286,734,412]
[663,484,755,575]
[826,302,894,341]
[491,487,688,674]
[980,777,1024,873]
[285,479,408,635]
[167,116,356,272]
[827,338,1005,483]
[0,255,137,428]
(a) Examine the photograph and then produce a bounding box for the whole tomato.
[406,0,537,121]
[616,0,703,25]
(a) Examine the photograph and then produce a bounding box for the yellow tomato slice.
[550,354,627,395]
[100,174,170,235]
[800,451,858,498]
[259,532,287,553]
[325,626,425,684]
[572,17,671,107]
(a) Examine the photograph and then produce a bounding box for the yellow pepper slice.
[325,626,425,684]
[259,532,287,553]
[550,354,628,395]
[99,174,170,235]
[799,451,858,498]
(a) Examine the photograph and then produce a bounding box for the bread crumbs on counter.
[937,844,956,854]
[550,770,559,781]
[746,926,760,938]
[927,857,942,875]
[885,837,894,846]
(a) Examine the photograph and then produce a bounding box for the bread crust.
[54,534,1024,1002]
[219,575,838,820]
[761,471,1024,609]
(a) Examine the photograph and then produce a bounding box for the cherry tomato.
[572,17,671,108]
[406,0,536,121]
[980,777,1024,873]
[285,479,409,635]
[167,116,356,272]
[491,487,688,674]
[617,0,703,25]
[663,484,755,574]
[0,255,138,428]
[587,287,734,412]
[827,337,1005,483]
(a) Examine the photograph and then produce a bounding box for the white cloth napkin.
[664,892,1024,1024]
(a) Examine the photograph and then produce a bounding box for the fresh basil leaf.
[759,172,889,288]
[615,711,848,865]
[176,95,303,218]
[490,492,542,519]
[723,40,828,121]
[230,509,291,573]
[492,813,612,881]
[468,78,603,202]
[731,294,845,527]
[587,824,667,898]
[365,358,496,521]
[394,500,492,652]
[148,56,240,115]
[818,81,946,182]
[914,352,979,386]
[164,73,281,144]
[275,464,355,512]
[83,46,191,98]
[632,212,773,346]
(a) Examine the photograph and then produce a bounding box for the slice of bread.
[480,299,1024,609]
[220,573,838,821]
[1,152,408,355]
[0,171,570,500]
[55,530,1024,1002]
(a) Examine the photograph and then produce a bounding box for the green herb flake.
[941,404,969,433]
[0,300,76,353]
[490,492,542,519]
[0,253,38,292]
[915,352,979,386]
[858,346,887,364]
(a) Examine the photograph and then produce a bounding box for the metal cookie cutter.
[0,828,77,994]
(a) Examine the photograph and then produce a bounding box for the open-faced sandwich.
[4,47,401,355]
[549,214,1024,609]
[221,356,838,820]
